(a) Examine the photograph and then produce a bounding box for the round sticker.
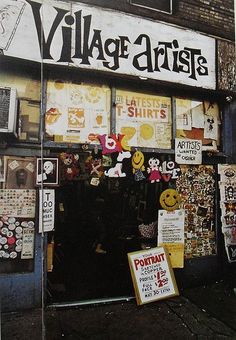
[15,222,20,226]
[15,227,23,234]
[7,237,16,245]
[8,217,16,224]
[16,233,23,239]
[7,231,13,238]
[0,250,5,257]
[159,188,181,211]
[1,227,8,235]
[0,237,7,245]
[15,245,22,252]
[8,223,16,231]
[27,221,35,228]
[4,244,9,249]
[10,251,17,259]
[3,252,10,258]
[16,239,23,246]
[21,221,28,228]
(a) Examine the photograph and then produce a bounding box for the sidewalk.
[2,281,236,340]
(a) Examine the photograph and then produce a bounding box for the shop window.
[19,99,40,142]
[45,80,111,144]
[0,69,41,143]
[115,89,172,149]
[175,98,221,151]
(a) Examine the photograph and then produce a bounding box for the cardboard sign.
[128,247,179,305]
[175,138,202,164]
[39,189,55,233]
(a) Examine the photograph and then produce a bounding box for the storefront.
[0,0,235,311]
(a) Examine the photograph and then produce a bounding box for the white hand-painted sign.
[175,138,202,164]
[0,0,216,89]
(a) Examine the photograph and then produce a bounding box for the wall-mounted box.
[0,87,18,137]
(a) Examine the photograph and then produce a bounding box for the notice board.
[128,247,179,305]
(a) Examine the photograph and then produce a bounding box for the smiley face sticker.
[160,188,181,211]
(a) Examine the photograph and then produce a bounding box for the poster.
[39,189,55,233]
[157,210,185,268]
[45,81,110,143]
[0,189,36,217]
[116,90,172,149]
[21,227,34,259]
[5,156,35,189]
[175,138,202,164]
[128,247,179,305]
[36,158,59,186]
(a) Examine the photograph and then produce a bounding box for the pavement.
[2,280,236,340]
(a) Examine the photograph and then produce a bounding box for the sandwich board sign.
[128,246,179,305]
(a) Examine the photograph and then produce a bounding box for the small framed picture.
[36,158,59,187]
[5,156,35,189]
[0,156,6,182]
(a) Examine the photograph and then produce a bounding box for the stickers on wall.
[0,216,35,260]
[176,165,216,258]
[218,164,236,262]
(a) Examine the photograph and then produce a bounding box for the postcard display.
[0,156,36,261]
[218,165,236,263]
[176,165,216,258]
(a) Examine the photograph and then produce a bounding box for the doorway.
[47,175,161,303]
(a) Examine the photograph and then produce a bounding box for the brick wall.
[75,0,235,41]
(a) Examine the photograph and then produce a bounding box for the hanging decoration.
[159,188,181,211]
[59,153,80,181]
[132,151,145,181]
[147,157,162,183]
[98,134,124,154]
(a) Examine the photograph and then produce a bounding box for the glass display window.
[175,98,221,151]
[45,80,111,144]
[115,89,172,149]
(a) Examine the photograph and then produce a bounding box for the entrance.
[47,173,161,303]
